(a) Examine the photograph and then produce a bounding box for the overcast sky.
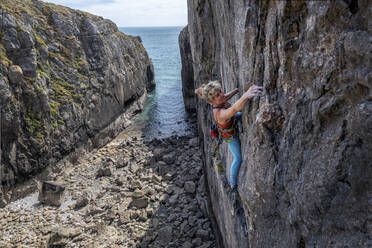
[43,0,188,27]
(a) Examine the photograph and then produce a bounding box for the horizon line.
[119,25,186,28]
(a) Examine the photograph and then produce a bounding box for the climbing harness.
[210,105,240,171]
[210,105,239,142]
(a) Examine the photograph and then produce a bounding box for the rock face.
[0,0,154,185]
[181,0,371,247]
[179,25,196,113]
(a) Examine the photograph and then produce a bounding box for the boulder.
[47,227,81,248]
[162,153,175,165]
[96,167,111,178]
[130,198,148,209]
[8,65,23,84]
[184,181,196,194]
[188,137,199,147]
[38,181,65,207]
[157,226,173,246]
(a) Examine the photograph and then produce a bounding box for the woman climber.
[195,81,263,191]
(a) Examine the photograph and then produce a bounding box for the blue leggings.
[224,112,242,186]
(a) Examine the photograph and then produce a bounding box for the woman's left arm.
[225,88,239,101]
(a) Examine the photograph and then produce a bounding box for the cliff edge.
[0,0,155,188]
[180,0,371,247]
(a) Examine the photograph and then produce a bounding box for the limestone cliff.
[179,25,196,113]
[0,0,154,186]
[181,0,371,247]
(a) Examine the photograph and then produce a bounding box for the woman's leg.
[228,137,242,187]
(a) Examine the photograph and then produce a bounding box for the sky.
[43,0,188,27]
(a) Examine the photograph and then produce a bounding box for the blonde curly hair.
[195,80,222,103]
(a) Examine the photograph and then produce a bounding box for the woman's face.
[211,89,226,105]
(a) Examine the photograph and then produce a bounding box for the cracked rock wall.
[0,0,154,186]
[181,0,371,247]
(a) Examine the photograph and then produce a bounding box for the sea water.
[119,26,194,140]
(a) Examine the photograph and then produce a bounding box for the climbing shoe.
[231,185,238,193]
[229,185,238,216]
[228,185,238,203]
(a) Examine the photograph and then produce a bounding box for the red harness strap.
[213,106,237,139]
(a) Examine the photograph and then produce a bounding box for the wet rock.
[38,181,65,207]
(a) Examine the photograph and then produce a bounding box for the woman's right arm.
[218,85,263,122]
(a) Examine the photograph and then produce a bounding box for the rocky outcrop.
[181,0,371,247]
[0,0,154,185]
[179,25,196,113]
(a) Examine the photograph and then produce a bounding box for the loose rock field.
[0,130,216,248]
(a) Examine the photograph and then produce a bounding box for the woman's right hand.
[244,85,263,99]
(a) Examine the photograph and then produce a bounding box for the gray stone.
[169,194,178,206]
[192,237,202,247]
[196,229,209,241]
[3,14,17,28]
[157,226,173,246]
[156,161,168,175]
[130,198,148,209]
[164,173,174,180]
[131,189,145,199]
[162,153,175,164]
[188,215,197,227]
[47,227,81,248]
[130,162,140,174]
[8,65,23,84]
[184,181,196,194]
[175,176,184,187]
[96,167,111,178]
[74,196,89,209]
[182,241,192,248]
[38,181,65,207]
[188,137,199,147]
[152,175,162,183]
[153,148,166,160]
